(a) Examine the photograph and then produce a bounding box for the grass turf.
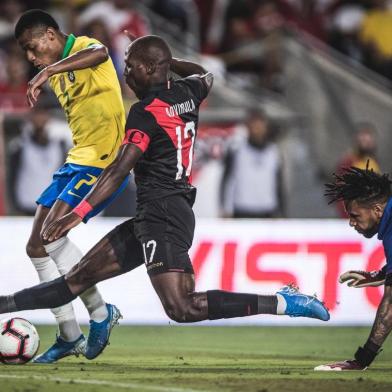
[0,325,391,392]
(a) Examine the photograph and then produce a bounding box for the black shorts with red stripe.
[109,191,196,276]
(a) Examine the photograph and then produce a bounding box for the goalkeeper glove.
[339,266,386,288]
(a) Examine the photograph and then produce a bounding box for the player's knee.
[163,301,197,323]
[164,305,187,323]
[25,239,45,258]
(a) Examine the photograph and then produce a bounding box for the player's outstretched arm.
[42,144,142,241]
[27,44,109,107]
[315,283,392,371]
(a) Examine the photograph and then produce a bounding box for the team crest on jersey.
[59,75,66,93]
[67,71,75,82]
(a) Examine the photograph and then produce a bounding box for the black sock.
[207,290,277,320]
[258,295,278,314]
[0,295,18,313]
[13,276,76,311]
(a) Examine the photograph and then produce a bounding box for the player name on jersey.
[165,99,196,117]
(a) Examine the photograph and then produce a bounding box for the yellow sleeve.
[74,36,104,51]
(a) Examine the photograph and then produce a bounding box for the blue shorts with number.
[37,163,128,222]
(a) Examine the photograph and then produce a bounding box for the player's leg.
[42,198,108,324]
[150,271,330,323]
[1,219,144,359]
[26,203,85,363]
[26,163,114,362]
[44,165,129,359]
[142,194,329,323]
[44,164,129,321]
[68,218,144,359]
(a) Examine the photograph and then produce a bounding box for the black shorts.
[108,193,195,276]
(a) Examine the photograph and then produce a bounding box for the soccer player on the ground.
[13,9,127,362]
[314,166,392,371]
[0,35,329,339]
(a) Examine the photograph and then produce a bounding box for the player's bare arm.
[170,58,214,92]
[367,284,392,346]
[41,144,142,241]
[27,45,108,107]
[316,284,392,371]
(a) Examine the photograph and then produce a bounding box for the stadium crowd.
[0,0,389,218]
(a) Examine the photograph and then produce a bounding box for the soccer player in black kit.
[0,36,329,353]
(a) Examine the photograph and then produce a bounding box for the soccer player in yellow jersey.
[14,9,126,362]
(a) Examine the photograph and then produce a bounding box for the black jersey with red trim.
[123,75,209,203]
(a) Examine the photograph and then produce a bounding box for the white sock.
[44,237,108,322]
[30,257,82,342]
[276,293,287,315]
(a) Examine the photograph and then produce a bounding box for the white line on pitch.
[0,374,212,392]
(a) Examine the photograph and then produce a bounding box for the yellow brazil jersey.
[49,34,125,168]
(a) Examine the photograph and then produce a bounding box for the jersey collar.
[378,197,392,240]
[62,34,76,59]
[144,80,172,97]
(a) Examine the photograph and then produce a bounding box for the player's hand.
[339,269,385,288]
[26,67,51,107]
[314,359,366,371]
[41,212,82,242]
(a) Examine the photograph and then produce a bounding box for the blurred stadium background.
[1,0,392,329]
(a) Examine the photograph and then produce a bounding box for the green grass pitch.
[1,325,391,392]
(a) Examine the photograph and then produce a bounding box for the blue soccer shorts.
[37,163,128,222]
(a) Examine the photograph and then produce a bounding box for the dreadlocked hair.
[325,165,392,206]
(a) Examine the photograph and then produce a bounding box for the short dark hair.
[131,35,172,64]
[14,9,59,39]
[325,165,392,206]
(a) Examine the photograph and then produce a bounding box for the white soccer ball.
[0,317,40,364]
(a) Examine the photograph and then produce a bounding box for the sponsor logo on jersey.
[165,99,195,117]
[67,71,75,82]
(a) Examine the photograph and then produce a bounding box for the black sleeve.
[180,75,210,102]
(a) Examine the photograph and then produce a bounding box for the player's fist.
[314,359,366,371]
[339,269,385,288]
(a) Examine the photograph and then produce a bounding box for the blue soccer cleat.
[276,284,330,321]
[33,334,86,363]
[85,303,122,360]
